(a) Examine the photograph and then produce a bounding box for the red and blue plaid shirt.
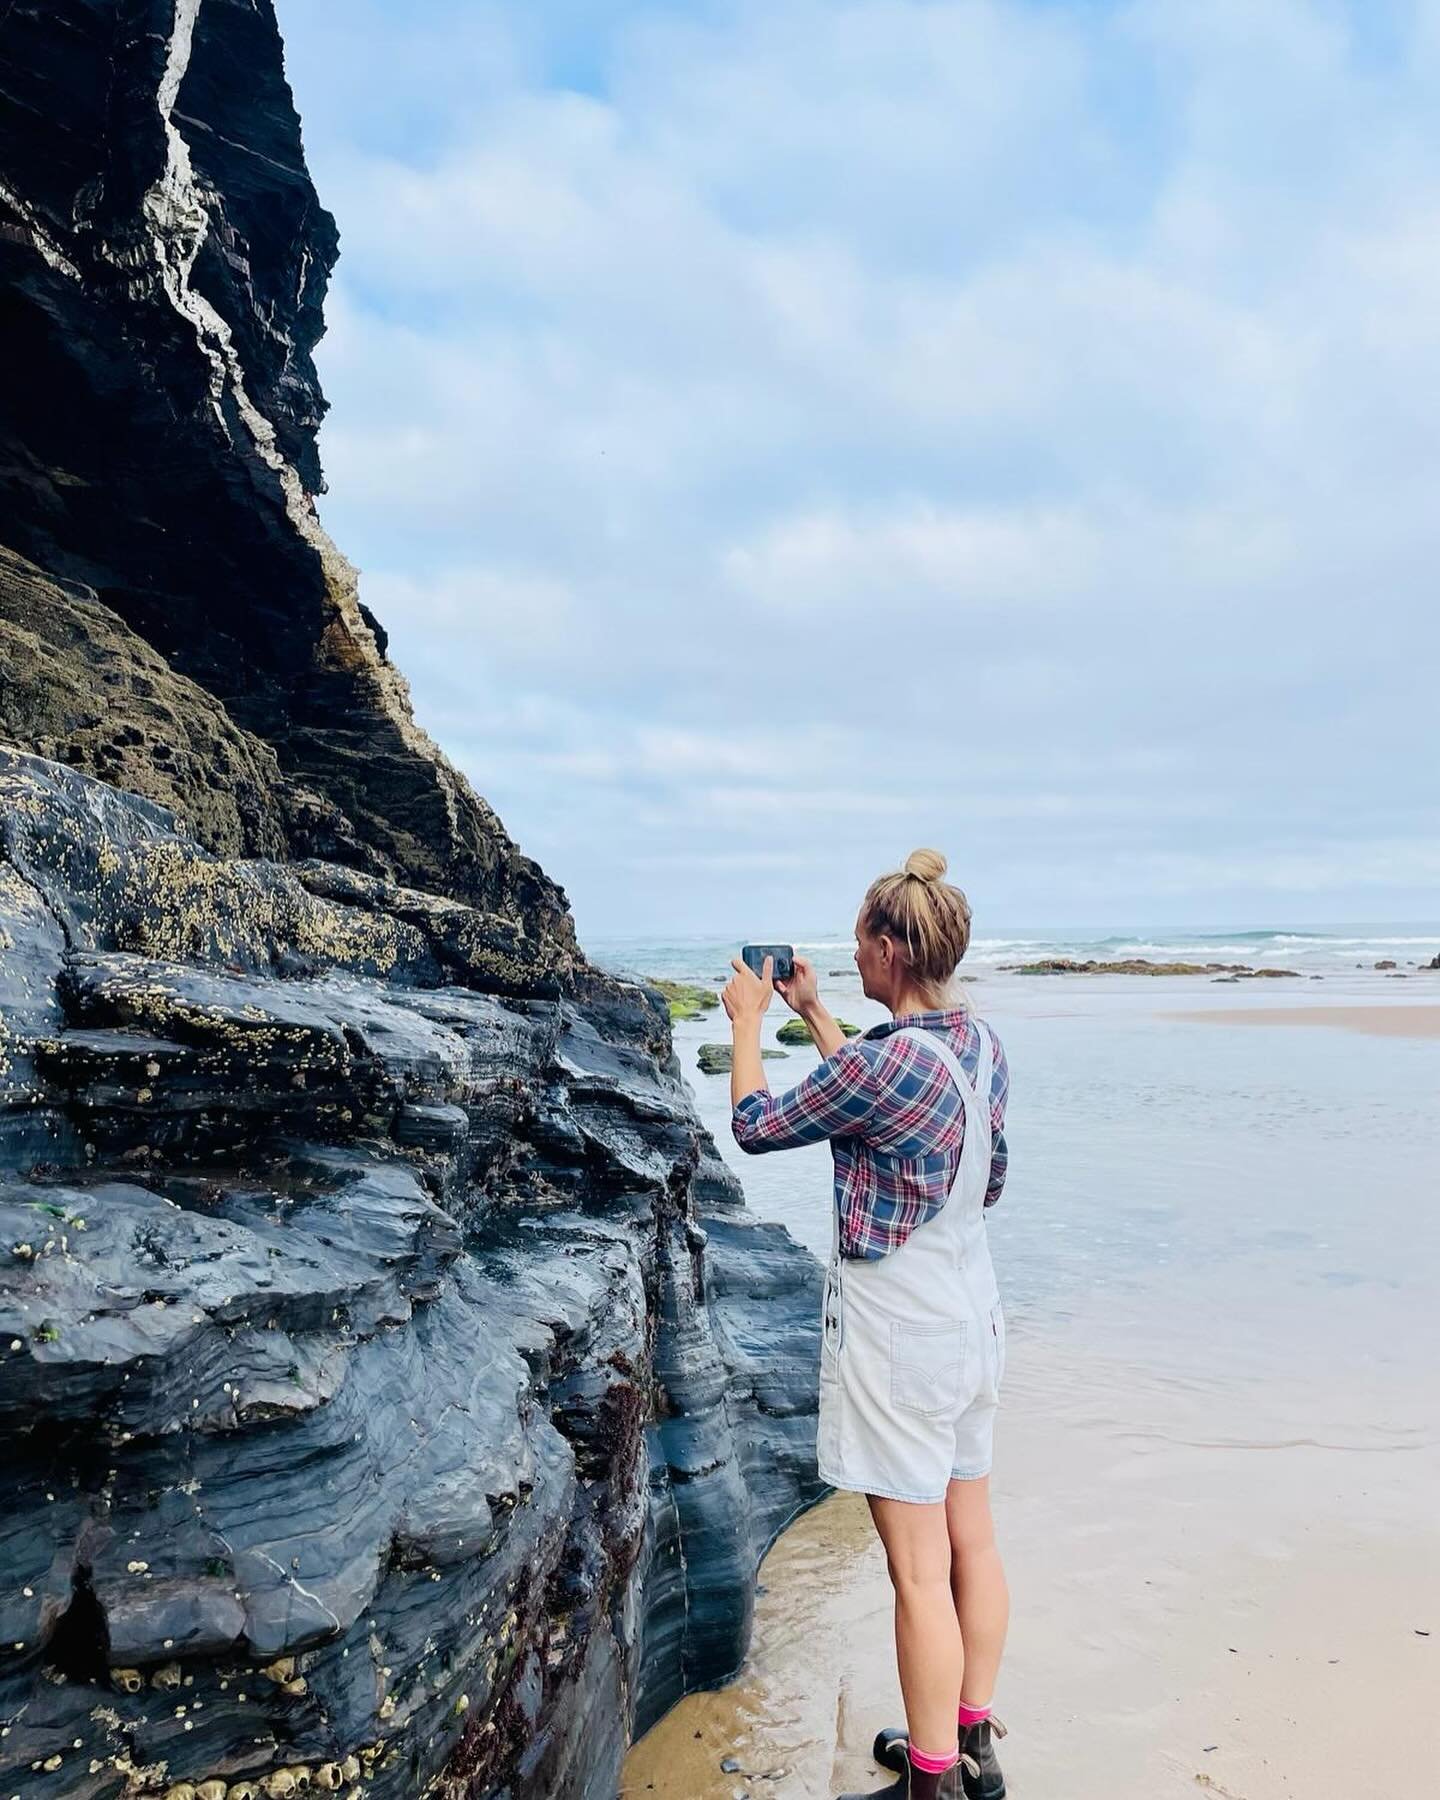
[731,1009,1009,1262]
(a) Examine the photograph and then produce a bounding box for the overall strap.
[896,1021,993,1204]
[898,1019,991,1112]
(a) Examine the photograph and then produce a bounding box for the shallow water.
[600,945,1440,1798]
[658,965,1440,1362]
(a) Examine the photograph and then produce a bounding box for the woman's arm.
[722,951,879,1153]
[796,997,847,1059]
[722,953,775,1110]
[722,952,846,1103]
[984,1034,1011,1206]
[730,1038,880,1154]
[775,956,848,1058]
[985,1131,1008,1206]
[730,1010,769,1111]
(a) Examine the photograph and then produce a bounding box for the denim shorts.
[817,1276,1005,1505]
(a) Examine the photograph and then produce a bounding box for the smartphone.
[741,943,795,982]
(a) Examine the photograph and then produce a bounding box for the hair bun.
[903,847,947,884]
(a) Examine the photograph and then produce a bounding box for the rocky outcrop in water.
[694,1045,789,1075]
[1000,958,1301,978]
[0,4,825,1795]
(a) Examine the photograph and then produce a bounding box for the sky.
[276,0,1440,940]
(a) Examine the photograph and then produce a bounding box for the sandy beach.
[1165,1003,1440,1038]
[623,974,1440,1800]
[623,1324,1439,1799]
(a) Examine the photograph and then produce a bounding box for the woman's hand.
[775,954,818,1016]
[723,954,774,1029]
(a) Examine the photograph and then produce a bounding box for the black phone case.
[741,943,795,981]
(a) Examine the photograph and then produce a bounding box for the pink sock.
[957,1702,991,1727]
[909,1744,959,1774]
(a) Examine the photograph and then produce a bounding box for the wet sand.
[1164,1002,1440,1038]
[623,1326,1439,1799]
[628,979,1440,1798]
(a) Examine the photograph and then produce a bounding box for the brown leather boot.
[838,1745,979,1799]
[872,1718,1007,1799]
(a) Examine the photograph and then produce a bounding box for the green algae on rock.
[652,979,722,1022]
[696,1043,788,1074]
[775,1017,863,1045]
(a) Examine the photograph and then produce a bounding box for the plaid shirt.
[731,1009,1009,1262]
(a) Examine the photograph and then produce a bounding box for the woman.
[722,850,1011,1800]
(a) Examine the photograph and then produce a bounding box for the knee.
[885,1556,954,1600]
[948,1517,998,1563]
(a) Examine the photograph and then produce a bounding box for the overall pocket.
[989,1302,1006,1392]
[822,1262,844,1361]
[889,1321,966,1416]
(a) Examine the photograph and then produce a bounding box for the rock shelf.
[0,752,824,1799]
[1000,958,1302,978]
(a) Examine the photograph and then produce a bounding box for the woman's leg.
[945,1476,1009,1707]
[867,1495,965,1756]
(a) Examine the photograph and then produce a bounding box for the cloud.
[276,0,1440,935]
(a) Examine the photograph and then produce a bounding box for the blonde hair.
[859,848,972,1004]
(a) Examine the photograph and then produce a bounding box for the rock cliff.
[0,0,565,930]
[0,5,824,1797]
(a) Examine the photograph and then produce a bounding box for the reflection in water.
[623,1492,888,1800]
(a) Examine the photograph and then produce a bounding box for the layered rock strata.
[0,0,563,927]
[0,751,824,1798]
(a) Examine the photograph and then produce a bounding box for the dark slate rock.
[0,0,578,934]
[0,749,442,985]
[0,544,295,861]
[0,754,826,1799]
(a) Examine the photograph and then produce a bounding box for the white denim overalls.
[816,1020,1005,1504]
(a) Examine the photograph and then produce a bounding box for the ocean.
[585,919,1440,1305]
[588,921,1440,985]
